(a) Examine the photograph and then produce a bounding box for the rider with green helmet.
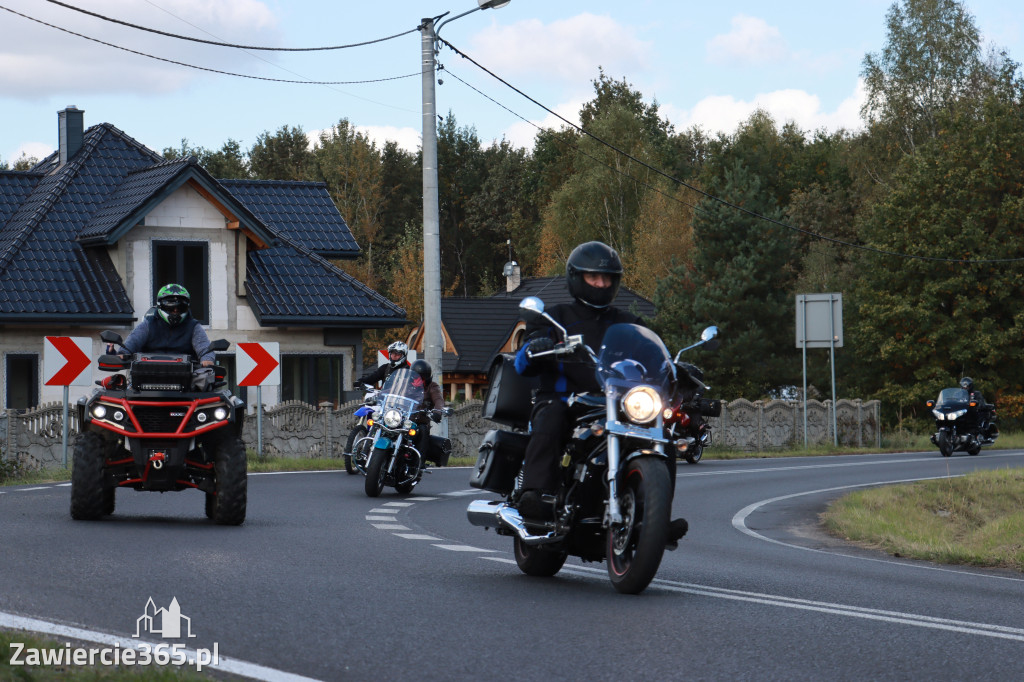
[110,283,215,365]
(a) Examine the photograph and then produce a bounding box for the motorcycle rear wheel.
[683,443,703,464]
[364,448,389,497]
[344,425,368,475]
[607,457,671,594]
[937,431,953,457]
[514,537,568,577]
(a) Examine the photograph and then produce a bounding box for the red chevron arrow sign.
[43,336,93,386]
[237,342,280,387]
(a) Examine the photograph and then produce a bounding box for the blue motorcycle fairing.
[355,406,374,417]
[375,436,393,450]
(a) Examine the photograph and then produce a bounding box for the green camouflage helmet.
[156,283,191,326]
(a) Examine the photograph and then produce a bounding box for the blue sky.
[2,0,1022,164]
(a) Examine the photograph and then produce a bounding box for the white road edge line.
[731,475,1024,583]
[0,612,321,681]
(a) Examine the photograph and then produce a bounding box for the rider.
[410,359,449,467]
[109,283,214,366]
[513,241,688,543]
[960,377,995,436]
[357,341,410,387]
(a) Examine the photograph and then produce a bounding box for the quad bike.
[71,330,247,525]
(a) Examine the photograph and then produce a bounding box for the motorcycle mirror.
[209,339,230,352]
[519,296,545,319]
[701,326,718,342]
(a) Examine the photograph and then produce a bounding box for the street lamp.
[420,0,512,391]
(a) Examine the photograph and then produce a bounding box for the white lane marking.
[681,451,1024,477]
[481,558,1024,642]
[371,524,410,530]
[434,544,496,552]
[442,489,485,497]
[731,475,1024,583]
[14,486,51,491]
[368,508,398,513]
[406,496,439,501]
[365,515,399,522]
[382,502,415,507]
[0,612,320,681]
[393,534,439,540]
[55,483,71,487]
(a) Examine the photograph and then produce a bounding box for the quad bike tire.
[606,457,672,594]
[208,434,247,525]
[344,425,368,475]
[70,432,110,520]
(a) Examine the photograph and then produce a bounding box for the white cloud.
[0,0,282,97]
[469,13,650,84]
[4,141,53,165]
[356,125,422,154]
[502,97,586,150]
[707,14,789,66]
[666,80,866,137]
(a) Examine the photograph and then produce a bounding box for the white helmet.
[387,341,408,367]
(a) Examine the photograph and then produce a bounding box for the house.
[406,262,656,400]
[0,106,406,411]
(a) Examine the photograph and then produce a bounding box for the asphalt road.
[3,449,1024,681]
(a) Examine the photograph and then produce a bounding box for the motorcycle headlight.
[951,409,967,419]
[621,386,662,424]
[383,409,403,429]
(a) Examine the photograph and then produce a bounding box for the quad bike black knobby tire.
[606,457,672,594]
[70,432,111,520]
[344,425,368,475]
[365,447,389,497]
[208,434,247,525]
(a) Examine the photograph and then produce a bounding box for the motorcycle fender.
[374,436,393,450]
[354,406,374,417]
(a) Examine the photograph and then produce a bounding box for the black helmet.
[566,241,622,309]
[156,283,190,326]
[411,359,432,384]
[960,377,974,391]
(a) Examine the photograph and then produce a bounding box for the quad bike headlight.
[214,407,229,421]
[621,386,662,424]
[383,409,403,429]
[91,404,107,419]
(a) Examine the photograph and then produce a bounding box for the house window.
[152,241,209,324]
[282,355,343,407]
[5,354,39,411]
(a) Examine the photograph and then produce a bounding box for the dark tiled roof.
[437,277,656,374]
[246,237,405,327]
[221,180,360,258]
[0,119,400,328]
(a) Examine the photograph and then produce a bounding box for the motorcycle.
[352,367,453,497]
[467,296,719,594]
[665,361,720,464]
[344,384,378,475]
[71,330,246,524]
[926,388,998,457]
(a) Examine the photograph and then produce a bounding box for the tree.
[249,125,313,180]
[436,113,486,296]
[162,138,249,178]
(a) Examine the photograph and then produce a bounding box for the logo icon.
[134,597,196,639]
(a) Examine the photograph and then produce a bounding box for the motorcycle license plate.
[374,436,392,450]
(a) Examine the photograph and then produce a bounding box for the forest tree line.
[6,0,1022,429]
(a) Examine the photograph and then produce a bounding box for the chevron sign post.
[43,336,93,466]
[236,342,280,458]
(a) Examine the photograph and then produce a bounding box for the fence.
[1,397,880,470]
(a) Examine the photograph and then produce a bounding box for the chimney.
[503,261,521,293]
[58,105,84,165]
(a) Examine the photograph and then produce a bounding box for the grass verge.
[821,467,1024,572]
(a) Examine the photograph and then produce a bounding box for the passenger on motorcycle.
[960,377,995,434]
[513,241,688,541]
[357,340,410,387]
[409,359,449,466]
[108,283,215,366]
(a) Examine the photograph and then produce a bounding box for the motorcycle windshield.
[379,368,425,415]
[596,324,674,394]
[936,387,970,408]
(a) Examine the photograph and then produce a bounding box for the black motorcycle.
[468,296,718,594]
[926,387,998,457]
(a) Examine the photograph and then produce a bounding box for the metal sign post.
[237,342,281,458]
[795,294,843,447]
[42,336,93,466]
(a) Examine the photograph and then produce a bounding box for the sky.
[2,0,1023,165]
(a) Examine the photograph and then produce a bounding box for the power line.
[439,36,1024,265]
[44,0,416,50]
[0,5,419,86]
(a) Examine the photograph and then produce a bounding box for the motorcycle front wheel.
[344,425,368,475]
[364,447,389,497]
[937,430,953,457]
[607,457,671,594]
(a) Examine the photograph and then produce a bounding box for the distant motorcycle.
[926,388,998,457]
[344,384,377,475]
[665,361,720,464]
[353,367,452,497]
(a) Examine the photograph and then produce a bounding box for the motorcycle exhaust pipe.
[466,499,560,546]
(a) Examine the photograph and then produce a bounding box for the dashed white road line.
[433,544,496,552]
[371,523,410,530]
[392,533,439,540]
[365,515,399,522]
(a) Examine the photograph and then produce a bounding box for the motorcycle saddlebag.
[698,398,722,417]
[470,429,529,494]
[481,354,539,430]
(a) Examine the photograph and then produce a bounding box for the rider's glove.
[430,409,443,423]
[529,337,555,356]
